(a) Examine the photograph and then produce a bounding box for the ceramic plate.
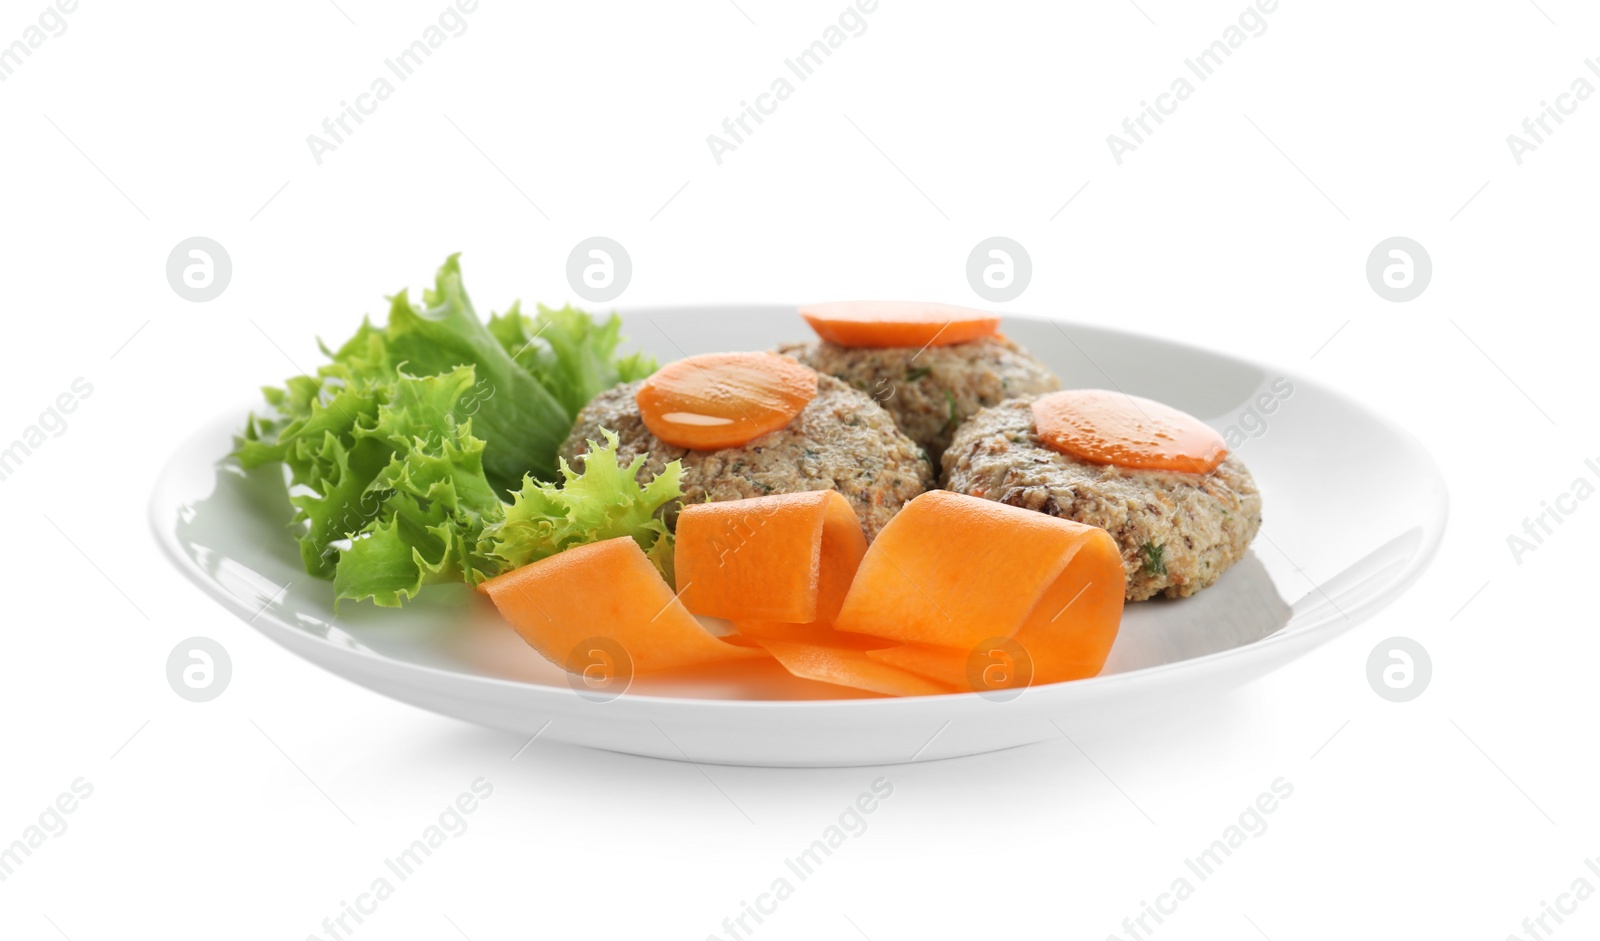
[150,307,1447,766]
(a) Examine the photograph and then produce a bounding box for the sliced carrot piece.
[799,301,1000,349]
[867,555,1118,687]
[675,490,954,696]
[1031,389,1228,474]
[1010,527,1124,683]
[733,620,896,648]
[675,490,867,625]
[834,491,1087,648]
[756,641,955,697]
[865,644,975,689]
[834,490,1125,689]
[635,351,817,450]
[480,536,759,674]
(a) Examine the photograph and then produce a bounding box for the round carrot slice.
[1031,389,1227,475]
[799,301,1000,349]
[635,352,817,450]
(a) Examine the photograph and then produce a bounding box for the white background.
[1,0,1597,938]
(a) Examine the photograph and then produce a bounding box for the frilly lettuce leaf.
[332,417,500,606]
[383,259,585,491]
[479,430,683,587]
[488,302,657,417]
[235,255,665,607]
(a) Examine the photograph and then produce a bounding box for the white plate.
[151,307,1447,767]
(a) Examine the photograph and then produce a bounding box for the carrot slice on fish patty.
[635,351,817,451]
[799,300,999,349]
[1031,389,1227,474]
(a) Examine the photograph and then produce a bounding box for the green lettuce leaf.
[488,301,657,416]
[379,258,583,492]
[479,430,683,587]
[235,255,662,607]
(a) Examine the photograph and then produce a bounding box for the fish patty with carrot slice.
[942,396,1262,601]
[780,335,1060,466]
[560,373,934,541]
